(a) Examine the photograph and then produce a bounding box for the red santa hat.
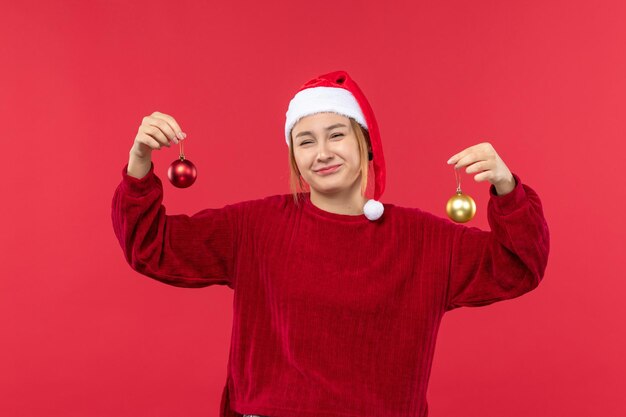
[285,70,386,221]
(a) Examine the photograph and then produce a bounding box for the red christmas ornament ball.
[168,158,197,188]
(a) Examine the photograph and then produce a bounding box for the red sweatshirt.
[111,161,549,417]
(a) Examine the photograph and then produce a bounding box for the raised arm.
[439,143,550,311]
[444,173,550,311]
[111,161,240,289]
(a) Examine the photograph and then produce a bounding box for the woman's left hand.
[446,142,516,196]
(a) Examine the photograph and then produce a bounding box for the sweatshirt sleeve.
[444,172,550,311]
[111,161,240,289]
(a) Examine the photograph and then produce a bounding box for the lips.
[315,164,341,173]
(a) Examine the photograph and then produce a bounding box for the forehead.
[293,112,350,132]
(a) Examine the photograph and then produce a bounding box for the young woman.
[112,70,549,417]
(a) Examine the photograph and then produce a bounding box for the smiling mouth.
[315,164,341,174]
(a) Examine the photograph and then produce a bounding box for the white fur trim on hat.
[363,199,384,221]
[285,86,368,147]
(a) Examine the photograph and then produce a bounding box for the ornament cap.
[363,199,384,221]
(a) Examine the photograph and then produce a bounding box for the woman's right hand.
[130,111,187,160]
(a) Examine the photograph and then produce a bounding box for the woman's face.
[291,112,362,196]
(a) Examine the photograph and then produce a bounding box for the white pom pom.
[363,199,384,221]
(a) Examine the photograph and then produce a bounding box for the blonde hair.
[288,117,372,206]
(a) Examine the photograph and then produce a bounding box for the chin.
[310,174,359,193]
[310,181,350,195]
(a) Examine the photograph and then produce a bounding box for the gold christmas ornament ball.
[446,192,476,223]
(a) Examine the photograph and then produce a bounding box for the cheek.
[345,146,362,167]
[293,151,310,171]
[298,147,318,158]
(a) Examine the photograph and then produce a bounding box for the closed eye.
[299,133,344,146]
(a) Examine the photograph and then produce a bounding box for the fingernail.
[177,131,186,140]
[447,158,454,164]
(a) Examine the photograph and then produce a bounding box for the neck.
[309,178,368,216]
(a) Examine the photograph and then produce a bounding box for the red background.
[1,0,624,416]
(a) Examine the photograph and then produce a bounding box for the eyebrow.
[294,123,348,139]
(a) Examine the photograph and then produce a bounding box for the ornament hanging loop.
[454,166,462,194]
[179,141,186,161]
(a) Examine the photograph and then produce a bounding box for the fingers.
[445,142,499,184]
[453,154,477,170]
[473,170,491,182]
[136,111,187,151]
[152,111,186,142]
[447,142,494,171]
[445,142,514,186]
[447,143,478,164]
[138,126,170,150]
[464,160,492,175]
[143,112,180,145]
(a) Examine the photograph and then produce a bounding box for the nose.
[316,140,334,161]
